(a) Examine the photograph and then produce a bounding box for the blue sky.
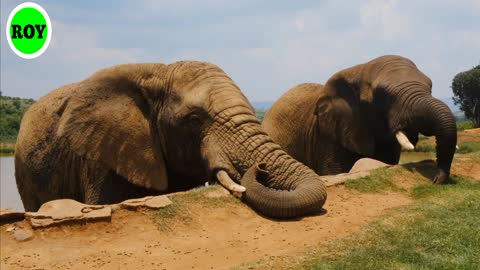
[1,0,479,101]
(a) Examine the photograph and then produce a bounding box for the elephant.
[15,61,327,218]
[263,55,457,184]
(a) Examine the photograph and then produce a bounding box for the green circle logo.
[6,2,52,59]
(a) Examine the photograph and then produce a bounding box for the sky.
[1,0,479,102]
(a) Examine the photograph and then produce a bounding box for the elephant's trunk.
[413,97,457,183]
[207,86,327,218]
[232,125,327,218]
[240,148,327,218]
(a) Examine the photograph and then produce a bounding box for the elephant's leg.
[310,145,363,175]
[15,172,42,212]
[84,166,161,205]
[15,156,44,211]
[374,140,401,165]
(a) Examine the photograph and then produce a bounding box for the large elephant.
[15,61,327,218]
[263,55,457,184]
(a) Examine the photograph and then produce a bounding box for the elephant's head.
[65,61,326,218]
[317,55,457,183]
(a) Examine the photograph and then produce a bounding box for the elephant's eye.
[186,112,202,125]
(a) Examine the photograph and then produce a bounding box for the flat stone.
[0,208,25,223]
[25,199,111,228]
[13,229,34,242]
[321,171,370,187]
[120,195,172,209]
[321,158,390,187]
[349,158,390,174]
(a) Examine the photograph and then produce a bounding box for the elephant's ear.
[315,76,374,156]
[56,79,168,191]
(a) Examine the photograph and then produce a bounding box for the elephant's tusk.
[456,145,459,150]
[395,131,414,150]
[216,170,246,193]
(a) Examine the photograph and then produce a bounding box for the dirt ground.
[1,187,412,270]
[1,129,479,270]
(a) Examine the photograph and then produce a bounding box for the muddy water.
[400,152,436,164]
[0,157,23,211]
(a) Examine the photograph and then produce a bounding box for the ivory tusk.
[395,131,414,150]
[216,170,246,193]
[456,145,459,150]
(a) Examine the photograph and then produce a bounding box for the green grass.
[457,141,480,154]
[300,175,480,270]
[0,147,15,155]
[411,175,480,199]
[411,141,480,154]
[344,168,404,193]
[0,141,15,156]
[153,185,240,230]
[457,120,475,131]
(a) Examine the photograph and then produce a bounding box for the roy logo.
[6,2,52,59]
[11,24,47,39]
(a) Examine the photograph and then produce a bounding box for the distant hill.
[440,97,460,112]
[251,101,274,111]
[0,95,35,142]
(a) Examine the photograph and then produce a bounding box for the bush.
[457,120,475,131]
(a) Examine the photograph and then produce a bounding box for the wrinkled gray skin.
[15,61,326,218]
[263,55,457,184]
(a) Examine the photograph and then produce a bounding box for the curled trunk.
[241,160,327,218]
[236,131,327,218]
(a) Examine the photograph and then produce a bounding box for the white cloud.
[359,0,412,41]
[50,21,144,65]
[293,18,305,32]
[2,0,479,100]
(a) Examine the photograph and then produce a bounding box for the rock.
[321,158,390,187]
[13,229,34,241]
[120,195,172,210]
[25,199,111,228]
[321,171,370,187]
[349,158,390,174]
[0,208,25,223]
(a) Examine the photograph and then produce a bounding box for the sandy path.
[1,184,411,270]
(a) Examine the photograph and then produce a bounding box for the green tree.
[452,65,480,127]
[0,96,35,141]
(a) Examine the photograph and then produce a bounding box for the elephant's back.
[15,83,80,166]
[263,83,323,158]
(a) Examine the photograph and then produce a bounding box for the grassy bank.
[0,141,15,156]
[153,185,240,231]
[300,175,480,269]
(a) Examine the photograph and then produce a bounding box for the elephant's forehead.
[183,85,209,107]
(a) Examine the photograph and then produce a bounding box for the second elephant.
[263,55,457,184]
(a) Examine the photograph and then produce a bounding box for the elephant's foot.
[432,169,449,184]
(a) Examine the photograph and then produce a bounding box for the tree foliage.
[452,65,480,127]
[0,94,35,141]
